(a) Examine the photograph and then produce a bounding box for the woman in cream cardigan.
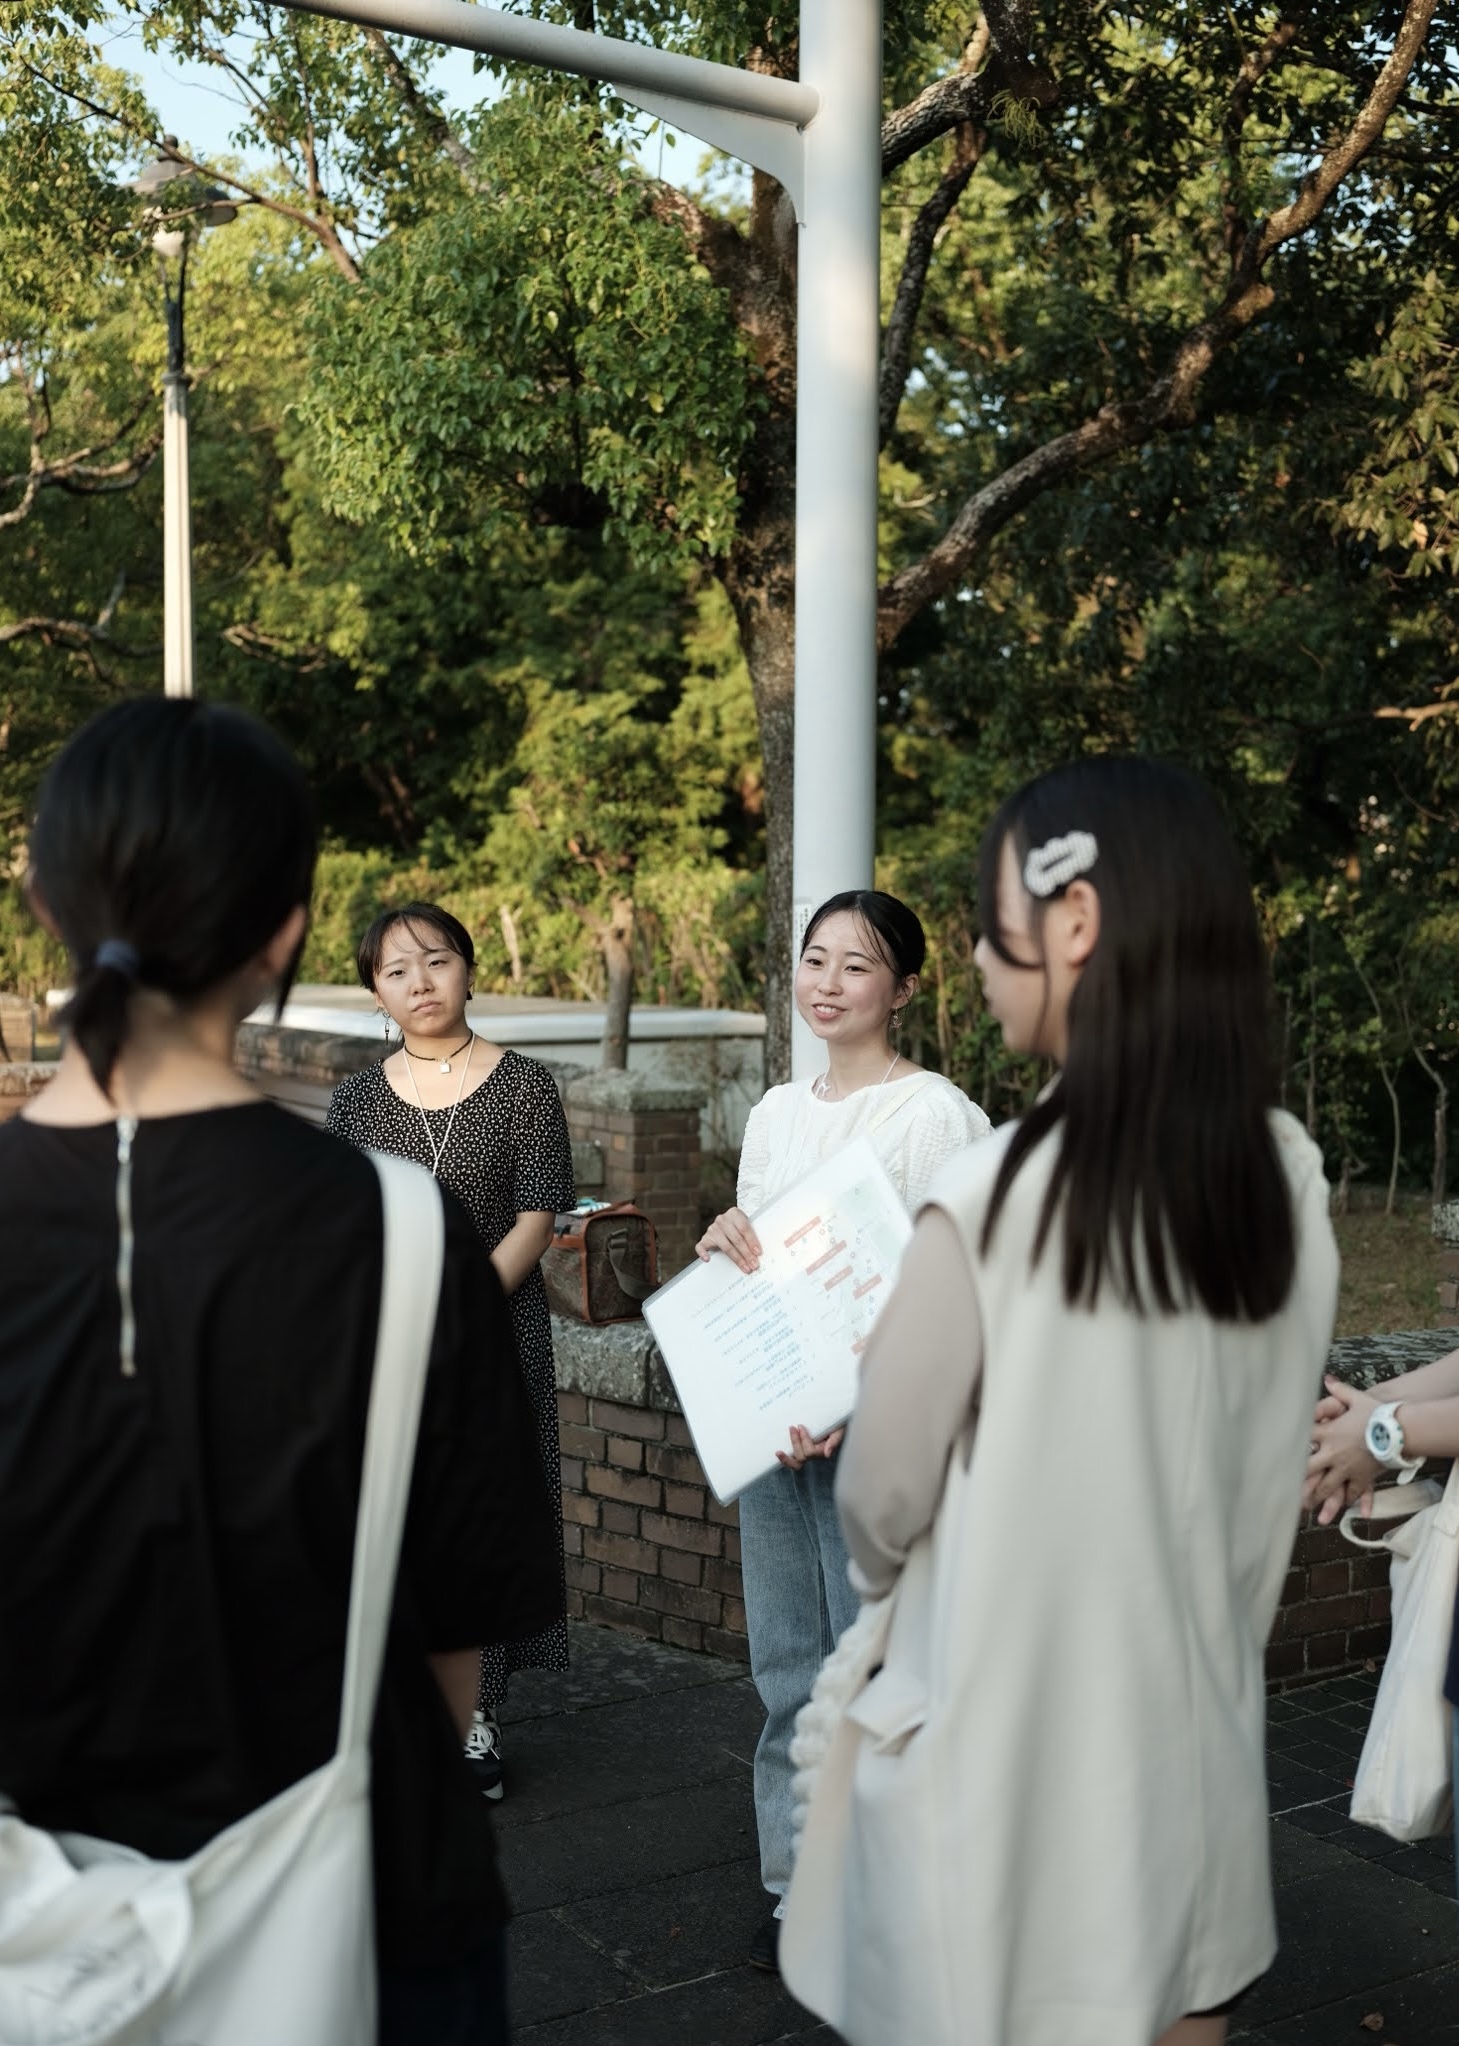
[783,762,1340,2046]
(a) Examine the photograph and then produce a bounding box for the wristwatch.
[1364,1401,1425,1483]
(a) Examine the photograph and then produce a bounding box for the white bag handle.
[336,1152,445,1757]
[1340,1476,1446,1551]
[866,1071,938,1135]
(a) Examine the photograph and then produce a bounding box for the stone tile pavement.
[496,1627,1457,2044]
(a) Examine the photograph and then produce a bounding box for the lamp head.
[132,136,188,197]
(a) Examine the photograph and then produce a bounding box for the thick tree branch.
[362,26,485,190]
[222,620,331,671]
[10,54,361,281]
[1222,14,1303,253]
[876,0,1439,652]
[881,5,1053,176]
[0,389,161,531]
[646,178,798,408]
[0,572,153,680]
[881,121,985,443]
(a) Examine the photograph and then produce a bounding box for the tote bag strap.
[865,1072,938,1136]
[336,1152,446,1758]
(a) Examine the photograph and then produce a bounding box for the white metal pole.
[162,370,194,698]
[275,0,817,126]
[790,0,883,1079]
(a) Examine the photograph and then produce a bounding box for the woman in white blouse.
[695,890,991,1973]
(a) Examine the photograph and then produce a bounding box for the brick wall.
[554,1393,1404,1690]
[1265,1517,1394,1688]
[551,1323,1459,1689]
[561,1071,705,1284]
[557,1388,748,1659]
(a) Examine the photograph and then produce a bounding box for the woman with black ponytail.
[0,699,559,2043]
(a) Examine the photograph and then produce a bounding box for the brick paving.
[495,1625,1456,2045]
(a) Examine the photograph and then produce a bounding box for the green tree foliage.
[300,98,754,568]
[1336,274,1459,579]
[2,2,1458,1200]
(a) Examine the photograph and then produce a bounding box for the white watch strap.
[1368,1400,1424,1481]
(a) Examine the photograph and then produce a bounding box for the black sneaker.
[748,1908,780,1974]
[464,1710,504,1801]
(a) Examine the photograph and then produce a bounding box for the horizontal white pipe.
[270,0,819,125]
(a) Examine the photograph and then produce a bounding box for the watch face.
[1369,1416,1396,1458]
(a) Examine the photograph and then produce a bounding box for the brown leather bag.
[543,1202,659,1325]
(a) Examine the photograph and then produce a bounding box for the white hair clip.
[1023,830,1098,899]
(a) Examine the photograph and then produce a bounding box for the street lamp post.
[133,139,237,698]
[266,0,882,1077]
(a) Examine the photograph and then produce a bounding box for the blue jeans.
[738,1455,860,1899]
[379,1933,510,2046]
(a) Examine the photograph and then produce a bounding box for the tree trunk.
[722,416,797,1089]
[499,903,524,984]
[1437,1078,1449,1207]
[600,895,635,1070]
[1377,1055,1402,1217]
[1350,952,1402,1214]
[1410,1033,1449,1204]
[1306,926,1319,1140]
[1279,988,1292,1114]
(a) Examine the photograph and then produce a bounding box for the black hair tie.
[94,939,141,981]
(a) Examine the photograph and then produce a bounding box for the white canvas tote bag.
[780,1435,970,2045]
[1343,1465,1459,1841]
[0,1150,443,2046]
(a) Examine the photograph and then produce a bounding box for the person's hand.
[694,1206,763,1274]
[776,1423,846,1471]
[1304,1375,1382,1525]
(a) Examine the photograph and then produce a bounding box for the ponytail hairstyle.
[977,756,1295,1323]
[28,698,317,1097]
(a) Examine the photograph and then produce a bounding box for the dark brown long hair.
[978,757,1295,1323]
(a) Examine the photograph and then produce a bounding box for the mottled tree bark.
[600,894,635,1070]
[723,485,795,1085]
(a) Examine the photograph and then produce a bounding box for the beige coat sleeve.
[835,1205,984,1598]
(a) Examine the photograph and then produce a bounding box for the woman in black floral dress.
[328,902,573,1797]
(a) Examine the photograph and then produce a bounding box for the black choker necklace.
[403,1031,475,1073]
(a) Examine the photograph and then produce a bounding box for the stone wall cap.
[551,1314,663,1404]
[1329,1328,1459,1390]
[236,1022,382,1080]
[564,1069,707,1114]
[0,1062,55,1096]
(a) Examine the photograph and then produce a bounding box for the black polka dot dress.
[328,1048,574,1704]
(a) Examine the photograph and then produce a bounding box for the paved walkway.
[497,1626,1456,2044]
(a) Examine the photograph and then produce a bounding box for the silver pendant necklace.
[403,1032,476,1178]
[812,1047,900,1103]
